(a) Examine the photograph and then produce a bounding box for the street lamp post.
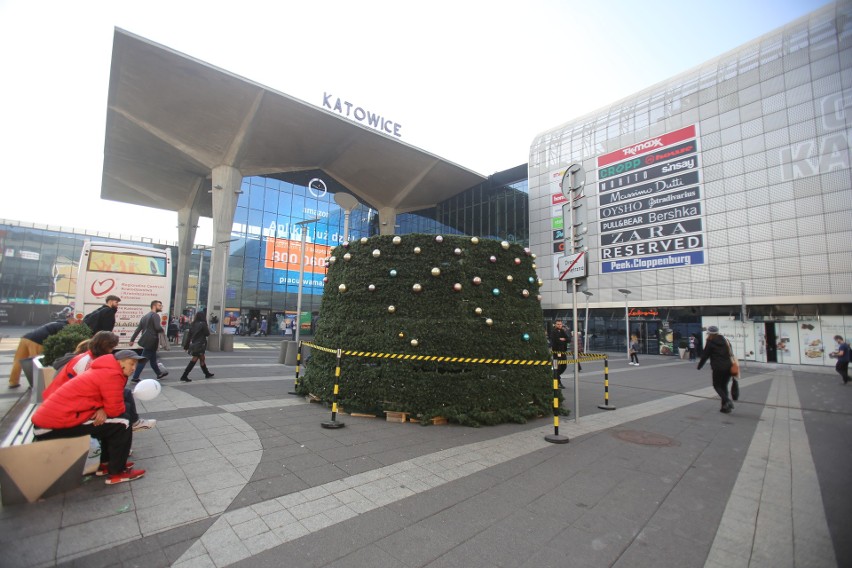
[294,218,321,345]
[581,290,593,352]
[618,289,631,364]
[333,193,359,242]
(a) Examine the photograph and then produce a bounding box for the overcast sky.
[0,0,830,245]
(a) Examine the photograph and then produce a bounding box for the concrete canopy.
[102,28,487,218]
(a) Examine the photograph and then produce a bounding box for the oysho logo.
[622,138,664,156]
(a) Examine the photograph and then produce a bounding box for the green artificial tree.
[300,234,563,426]
[41,324,93,366]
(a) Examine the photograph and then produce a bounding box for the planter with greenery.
[41,324,93,366]
[300,234,561,427]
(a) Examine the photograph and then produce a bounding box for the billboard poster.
[597,125,705,274]
[264,238,331,295]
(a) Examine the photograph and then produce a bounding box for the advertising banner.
[262,238,331,295]
[598,124,705,274]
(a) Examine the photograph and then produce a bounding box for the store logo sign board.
[597,125,705,273]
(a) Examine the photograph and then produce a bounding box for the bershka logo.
[622,138,664,156]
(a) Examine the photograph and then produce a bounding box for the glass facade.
[0,165,529,331]
[0,220,197,325]
[397,164,530,246]
[529,2,852,364]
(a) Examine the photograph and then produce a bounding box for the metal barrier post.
[288,341,302,395]
[545,362,569,444]
[597,356,616,410]
[321,349,345,429]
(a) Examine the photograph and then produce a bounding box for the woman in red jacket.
[32,350,147,485]
[44,332,156,431]
[44,332,117,400]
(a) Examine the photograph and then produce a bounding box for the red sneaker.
[105,469,145,485]
[95,462,134,477]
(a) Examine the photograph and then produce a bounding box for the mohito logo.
[90,279,116,297]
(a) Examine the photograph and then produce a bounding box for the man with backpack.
[83,295,121,333]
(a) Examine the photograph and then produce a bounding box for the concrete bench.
[0,356,89,506]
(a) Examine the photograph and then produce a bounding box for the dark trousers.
[712,368,732,406]
[836,361,850,383]
[553,352,567,378]
[630,352,639,364]
[123,389,139,423]
[132,348,160,380]
[35,419,132,475]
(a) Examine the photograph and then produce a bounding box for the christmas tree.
[299,234,560,426]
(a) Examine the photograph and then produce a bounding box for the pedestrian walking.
[8,313,79,388]
[260,317,268,336]
[629,335,640,366]
[167,317,179,344]
[82,295,121,333]
[129,300,169,382]
[697,325,734,413]
[688,334,697,361]
[180,312,215,382]
[832,335,850,385]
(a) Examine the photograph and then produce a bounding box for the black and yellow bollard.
[288,341,302,396]
[321,349,345,429]
[545,362,569,444]
[597,356,616,410]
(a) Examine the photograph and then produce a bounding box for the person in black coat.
[8,314,79,388]
[550,320,570,388]
[179,312,215,382]
[697,326,734,413]
[83,295,120,333]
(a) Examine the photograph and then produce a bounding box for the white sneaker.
[132,418,157,431]
[628,362,634,365]
[634,363,639,366]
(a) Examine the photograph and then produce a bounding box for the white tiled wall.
[529,1,852,310]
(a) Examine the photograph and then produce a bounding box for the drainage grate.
[613,430,680,447]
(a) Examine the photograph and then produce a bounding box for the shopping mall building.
[1,2,849,366]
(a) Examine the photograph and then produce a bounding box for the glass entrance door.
[630,321,661,355]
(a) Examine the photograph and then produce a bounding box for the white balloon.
[133,378,162,401]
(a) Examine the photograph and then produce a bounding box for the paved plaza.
[0,328,849,568]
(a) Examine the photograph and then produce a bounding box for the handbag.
[138,330,158,350]
[725,337,740,377]
[731,377,740,401]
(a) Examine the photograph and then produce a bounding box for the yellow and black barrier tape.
[302,342,608,367]
[554,353,609,365]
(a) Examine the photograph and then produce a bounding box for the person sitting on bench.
[46,332,156,431]
[31,350,147,485]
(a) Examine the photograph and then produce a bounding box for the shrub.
[301,234,562,426]
[41,324,93,366]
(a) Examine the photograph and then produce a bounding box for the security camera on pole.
[557,163,587,424]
